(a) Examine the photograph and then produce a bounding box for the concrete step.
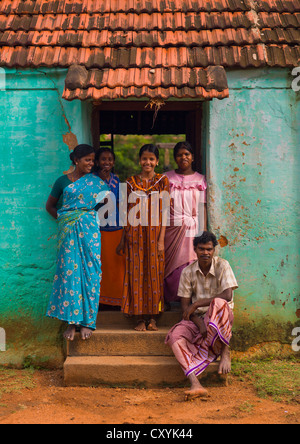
[96,310,182,328]
[64,355,222,387]
[67,328,173,357]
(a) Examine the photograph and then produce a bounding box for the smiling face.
[174,147,193,172]
[139,150,159,175]
[75,152,95,175]
[97,151,115,173]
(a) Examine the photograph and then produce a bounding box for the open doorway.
[92,101,205,313]
[100,134,182,182]
[91,102,203,176]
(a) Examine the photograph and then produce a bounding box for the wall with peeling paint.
[0,68,93,366]
[0,67,299,366]
[204,68,300,350]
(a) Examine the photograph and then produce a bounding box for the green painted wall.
[204,68,300,350]
[0,67,298,367]
[0,68,92,366]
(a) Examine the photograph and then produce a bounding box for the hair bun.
[70,151,75,162]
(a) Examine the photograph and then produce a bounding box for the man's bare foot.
[63,325,76,341]
[185,372,208,400]
[218,345,231,374]
[134,320,146,331]
[184,387,209,400]
[147,319,158,331]
[80,327,93,340]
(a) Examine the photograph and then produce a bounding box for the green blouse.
[50,175,72,209]
[50,175,72,199]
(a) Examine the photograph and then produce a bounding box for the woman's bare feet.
[80,327,93,340]
[185,372,208,400]
[134,320,147,331]
[147,319,158,331]
[63,325,76,341]
[218,344,231,374]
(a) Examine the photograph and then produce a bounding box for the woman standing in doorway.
[117,144,169,331]
[94,147,125,307]
[46,144,109,341]
[164,141,207,307]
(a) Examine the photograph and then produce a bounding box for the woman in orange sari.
[117,144,169,331]
[94,148,125,307]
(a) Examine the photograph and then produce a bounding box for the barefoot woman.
[164,141,207,307]
[117,144,169,331]
[46,144,109,341]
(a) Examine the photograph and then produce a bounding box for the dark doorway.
[92,102,203,172]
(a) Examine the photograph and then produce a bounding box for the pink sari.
[164,171,207,303]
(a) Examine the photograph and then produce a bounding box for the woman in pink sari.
[164,142,207,307]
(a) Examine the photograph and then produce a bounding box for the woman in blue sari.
[46,144,109,341]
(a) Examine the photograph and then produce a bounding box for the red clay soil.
[0,369,299,425]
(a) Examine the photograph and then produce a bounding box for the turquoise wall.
[0,68,92,366]
[204,69,300,349]
[0,67,298,366]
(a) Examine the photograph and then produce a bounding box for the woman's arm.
[157,224,166,256]
[116,229,126,255]
[46,195,59,219]
[158,175,169,256]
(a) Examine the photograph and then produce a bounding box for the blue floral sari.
[47,174,109,330]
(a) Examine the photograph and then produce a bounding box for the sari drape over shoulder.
[47,174,109,330]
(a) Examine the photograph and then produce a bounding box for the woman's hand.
[157,240,164,257]
[116,240,125,256]
[99,167,111,182]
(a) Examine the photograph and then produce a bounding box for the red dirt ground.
[0,369,299,424]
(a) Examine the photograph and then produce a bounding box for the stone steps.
[67,328,173,357]
[64,311,224,387]
[96,310,182,328]
[64,356,221,387]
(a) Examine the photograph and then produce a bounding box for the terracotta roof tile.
[0,0,299,100]
[62,64,229,100]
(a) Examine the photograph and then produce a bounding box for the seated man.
[165,231,238,400]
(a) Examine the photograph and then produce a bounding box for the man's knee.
[210,297,230,309]
[165,320,194,347]
[209,298,234,325]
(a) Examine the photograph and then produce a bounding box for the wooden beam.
[94,101,202,112]
[91,106,100,150]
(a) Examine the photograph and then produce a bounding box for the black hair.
[193,231,218,248]
[95,147,116,163]
[173,141,193,160]
[70,144,94,165]
[139,144,159,160]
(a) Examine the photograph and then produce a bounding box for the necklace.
[70,170,83,183]
[132,174,158,193]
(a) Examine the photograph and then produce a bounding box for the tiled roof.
[0,0,299,101]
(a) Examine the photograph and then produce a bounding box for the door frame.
[91,101,203,172]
